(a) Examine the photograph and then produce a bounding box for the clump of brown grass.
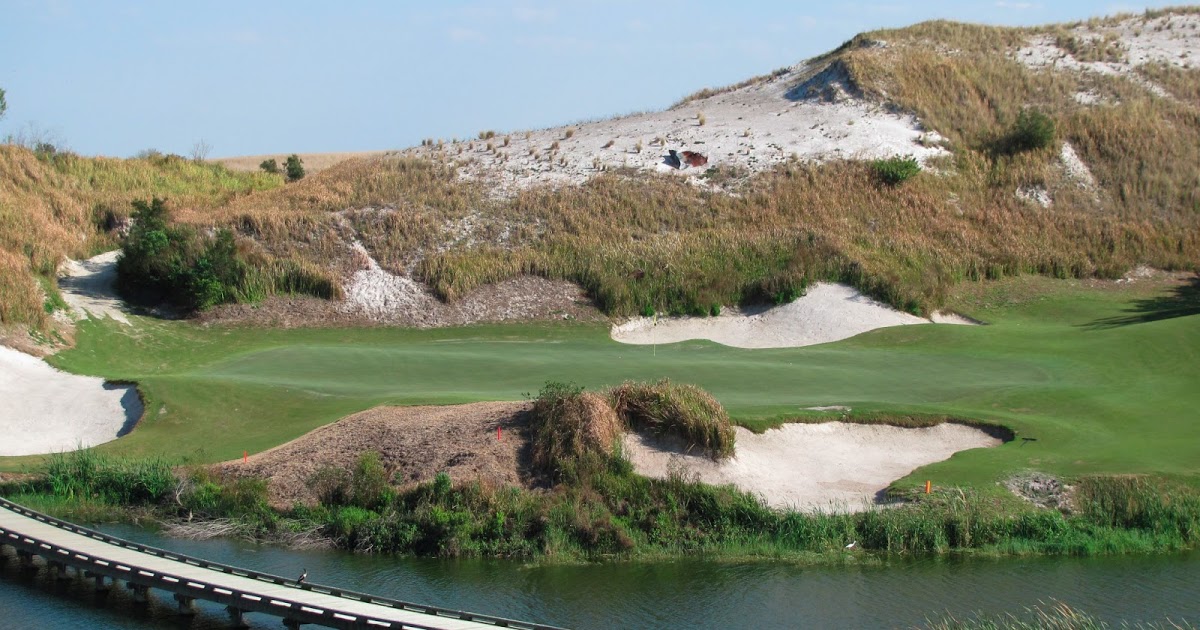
[528,382,623,484]
[610,379,736,459]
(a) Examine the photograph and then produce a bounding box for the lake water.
[1,525,1197,629]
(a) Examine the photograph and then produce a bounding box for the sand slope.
[58,250,129,324]
[0,347,142,456]
[612,283,970,349]
[624,422,1002,513]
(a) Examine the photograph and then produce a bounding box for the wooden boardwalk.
[0,498,564,629]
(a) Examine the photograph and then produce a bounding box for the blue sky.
[0,1,1179,157]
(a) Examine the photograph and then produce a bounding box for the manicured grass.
[8,276,1198,495]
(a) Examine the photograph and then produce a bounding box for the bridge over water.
[0,497,565,629]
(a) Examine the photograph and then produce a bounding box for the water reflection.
[1,525,1197,629]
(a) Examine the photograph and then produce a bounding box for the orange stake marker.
[497,426,502,441]
[925,480,931,494]
[243,450,248,463]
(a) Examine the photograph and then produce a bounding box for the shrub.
[609,379,736,459]
[1001,109,1056,154]
[116,197,247,310]
[871,155,921,185]
[284,154,305,182]
[259,158,279,174]
[351,451,392,510]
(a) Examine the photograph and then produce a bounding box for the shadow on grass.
[1084,274,1200,329]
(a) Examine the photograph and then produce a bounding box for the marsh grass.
[923,602,1107,630]
[8,447,1200,561]
[41,448,176,505]
[34,467,1200,561]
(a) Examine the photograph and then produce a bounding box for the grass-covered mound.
[609,379,736,459]
[528,379,734,485]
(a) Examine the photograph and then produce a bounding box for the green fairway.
[12,276,1199,491]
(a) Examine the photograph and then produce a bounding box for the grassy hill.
[2,9,1198,330]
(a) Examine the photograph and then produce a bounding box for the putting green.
[11,276,1199,491]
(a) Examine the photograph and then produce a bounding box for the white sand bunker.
[0,346,142,456]
[624,422,1002,513]
[612,283,972,349]
[58,250,130,324]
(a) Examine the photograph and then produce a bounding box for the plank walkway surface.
[0,498,564,629]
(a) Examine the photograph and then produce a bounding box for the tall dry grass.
[610,379,736,459]
[0,146,280,329]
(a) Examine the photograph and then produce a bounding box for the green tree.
[259,158,279,174]
[116,198,247,310]
[284,154,305,182]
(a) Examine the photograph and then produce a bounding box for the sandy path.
[612,283,972,349]
[0,347,142,456]
[624,422,1002,513]
[58,250,129,324]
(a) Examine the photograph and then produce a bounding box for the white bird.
[844,541,856,549]
[297,569,308,584]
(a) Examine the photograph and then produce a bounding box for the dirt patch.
[215,402,536,507]
[624,421,1002,513]
[1006,472,1075,513]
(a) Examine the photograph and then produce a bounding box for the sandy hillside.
[624,422,1003,513]
[0,346,142,456]
[209,12,1200,210]
[398,58,947,195]
[1016,12,1200,101]
[612,283,974,349]
[216,403,534,507]
[203,240,603,328]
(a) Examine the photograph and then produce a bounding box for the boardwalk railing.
[0,497,566,630]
